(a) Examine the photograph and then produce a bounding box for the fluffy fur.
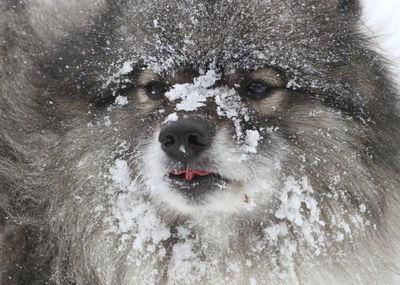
[1,0,400,284]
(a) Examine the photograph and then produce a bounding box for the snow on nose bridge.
[165,70,249,138]
[163,69,262,155]
[165,70,222,112]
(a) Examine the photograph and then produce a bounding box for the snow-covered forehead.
[116,0,356,73]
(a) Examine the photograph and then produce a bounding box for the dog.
[1,0,400,284]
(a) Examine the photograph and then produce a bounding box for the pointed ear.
[338,0,360,14]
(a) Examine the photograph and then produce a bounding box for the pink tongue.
[171,170,211,181]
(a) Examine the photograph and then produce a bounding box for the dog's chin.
[147,178,252,215]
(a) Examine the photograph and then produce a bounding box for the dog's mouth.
[169,169,212,181]
[167,169,227,200]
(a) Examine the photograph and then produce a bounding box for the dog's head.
[70,0,391,219]
[35,0,399,231]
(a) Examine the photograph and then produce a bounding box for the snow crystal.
[117,61,134,76]
[117,140,131,155]
[264,223,289,242]
[228,262,241,273]
[244,130,261,153]
[115,95,129,106]
[109,159,131,188]
[193,69,220,89]
[214,87,250,140]
[171,241,194,261]
[167,239,207,282]
[163,112,179,123]
[103,60,134,88]
[153,19,159,28]
[104,116,112,127]
[249,277,258,285]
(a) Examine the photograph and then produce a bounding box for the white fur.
[142,127,284,214]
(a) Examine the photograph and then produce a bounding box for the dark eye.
[243,80,272,100]
[145,81,167,100]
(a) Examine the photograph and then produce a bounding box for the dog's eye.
[145,81,167,100]
[243,80,272,100]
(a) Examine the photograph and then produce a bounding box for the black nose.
[158,119,213,162]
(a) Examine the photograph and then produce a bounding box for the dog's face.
[64,0,379,219]
[16,0,398,283]
[43,0,391,231]
[137,67,288,213]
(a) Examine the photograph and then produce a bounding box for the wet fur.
[1,0,400,284]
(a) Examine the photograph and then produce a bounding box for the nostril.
[188,133,208,147]
[164,135,175,147]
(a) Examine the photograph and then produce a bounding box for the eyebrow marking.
[250,68,285,87]
[137,70,160,86]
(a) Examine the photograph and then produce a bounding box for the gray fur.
[1,0,400,284]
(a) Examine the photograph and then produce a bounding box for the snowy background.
[361,0,400,88]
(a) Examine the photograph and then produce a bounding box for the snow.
[103,60,134,88]
[103,116,112,127]
[359,203,367,213]
[214,87,250,140]
[274,177,323,249]
[163,112,179,123]
[107,155,372,280]
[264,223,289,243]
[108,159,171,251]
[249,277,258,285]
[165,70,221,111]
[167,239,207,282]
[244,130,261,154]
[115,95,129,106]
[109,159,131,188]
